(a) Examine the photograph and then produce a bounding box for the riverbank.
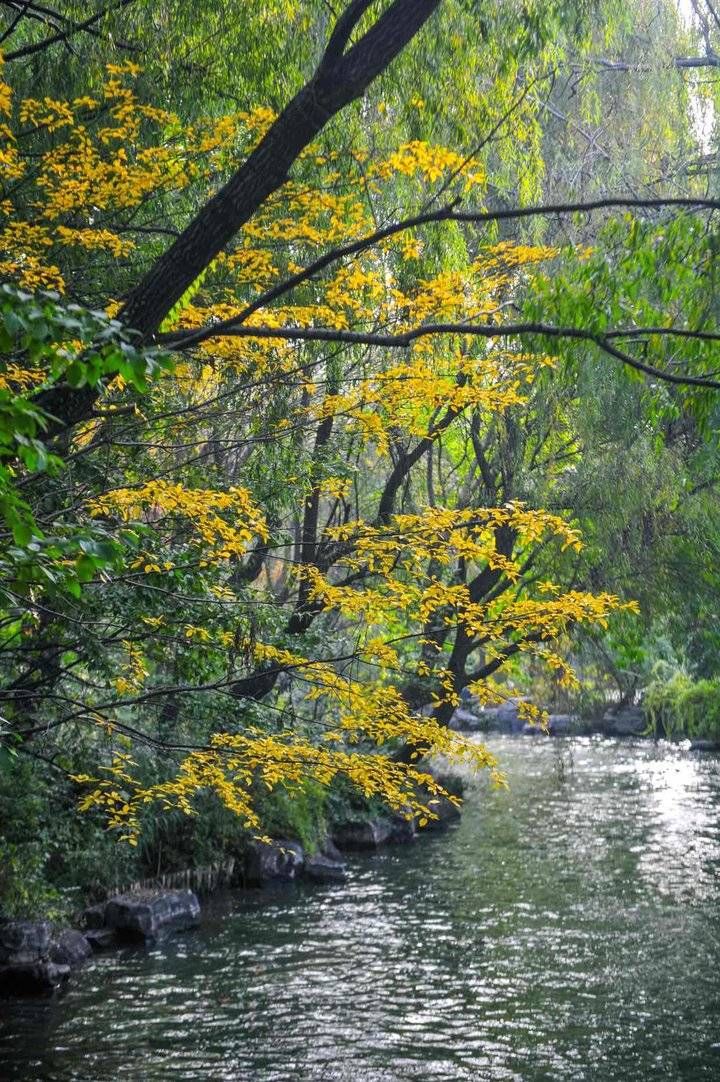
[3,725,718,999]
[0,769,463,997]
[451,696,720,749]
[3,736,719,1082]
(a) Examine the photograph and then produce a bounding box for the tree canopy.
[2,0,720,908]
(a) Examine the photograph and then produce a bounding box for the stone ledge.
[104,889,201,943]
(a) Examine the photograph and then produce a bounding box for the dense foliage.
[2,0,720,915]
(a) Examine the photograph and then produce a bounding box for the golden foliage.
[88,481,268,564]
[0,54,640,844]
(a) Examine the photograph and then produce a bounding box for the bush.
[254,780,329,854]
[0,840,66,921]
[0,754,139,918]
[644,671,720,740]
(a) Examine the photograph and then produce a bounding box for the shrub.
[644,671,720,740]
[254,780,329,854]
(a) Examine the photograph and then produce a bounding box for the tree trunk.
[36,0,443,432]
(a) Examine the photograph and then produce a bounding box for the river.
[1,736,719,1080]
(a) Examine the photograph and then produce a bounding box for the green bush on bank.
[0,753,338,919]
[644,672,720,740]
[0,756,140,920]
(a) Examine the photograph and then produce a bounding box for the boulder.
[602,706,645,737]
[84,928,118,952]
[448,707,483,732]
[690,739,720,752]
[0,920,51,965]
[388,811,417,844]
[81,903,107,930]
[303,852,347,883]
[0,961,70,996]
[321,838,344,863]
[522,713,577,736]
[548,713,576,735]
[408,767,464,832]
[417,791,462,831]
[332,818,394,850]
[104,889,200,943]
[50,929,92,968]
[481,697,529,733]
[244,840,304,886]
[425,766,465,800]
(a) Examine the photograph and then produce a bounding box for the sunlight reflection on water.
[1,736,719,1081]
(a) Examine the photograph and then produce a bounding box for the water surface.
[2,736,719,1080]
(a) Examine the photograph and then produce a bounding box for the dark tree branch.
[119,0,442,338]
[33,0,442,434]
[3,0,137,60]
[164,196,720,353]
[377,403,460,521]
[163,320,720,390]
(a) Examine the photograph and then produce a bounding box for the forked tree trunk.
[37,0,442,431]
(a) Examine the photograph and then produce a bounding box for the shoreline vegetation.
[2,684,718,934]
[0,761,464,996]
[2,717,717,999]
[453,679,720,747]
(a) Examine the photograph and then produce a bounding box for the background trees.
[2,0,720,914]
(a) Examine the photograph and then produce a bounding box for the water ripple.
[2,737,719,1080]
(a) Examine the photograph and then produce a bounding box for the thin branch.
[160,319,720,389]
[163,196,720,352]
[0,0,34,45]
[575,54,720,73]
[421,70,554,213]
[3,0,137,61]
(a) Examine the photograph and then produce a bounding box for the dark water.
[2,736,720,1081]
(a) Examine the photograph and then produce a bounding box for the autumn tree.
[1,0,719,867]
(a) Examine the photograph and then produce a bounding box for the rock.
[50,929,92,968]
[332,818,394,850]
[409,779,461,833]
[84,928,118,952]
[104,889,200,943]
[418,792,462,831]
[548,713,576,735]
[522,713,577,736]
[321,839,344,863]
[388,811,417,844]
[408,766,464,832]
[0,961,70,996]
[449,707,483,732]
[81,903,107,930]
[427,766,465,799]
[602,706,645,736]
[0,920,51,965]
[481,697,530,734]
[244,840,304,886]
[303,852,347,883]
[690,739,720,752]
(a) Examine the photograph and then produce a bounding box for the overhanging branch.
[164,196,720,352]
[161,320,720,390]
